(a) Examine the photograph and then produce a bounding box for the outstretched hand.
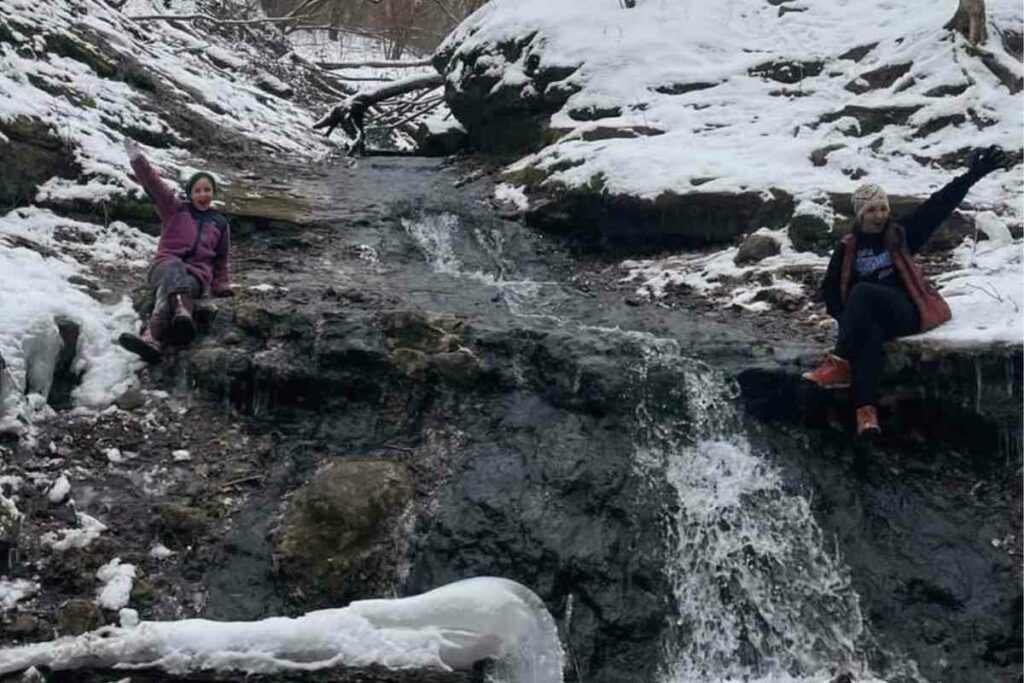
[122,137,142,160]
[969,145,1009,179]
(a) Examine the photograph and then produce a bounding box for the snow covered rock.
[0,577,564,680]
[438,0,1021,249]
[434,26,579,152]
[256,71,294,99]
[0,492,20,573]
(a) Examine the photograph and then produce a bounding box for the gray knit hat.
[851,183,889,217]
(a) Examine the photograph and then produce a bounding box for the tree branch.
[316,58,432,70]
[431,0,460,24]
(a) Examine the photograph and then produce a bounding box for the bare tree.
[265,0,487,54]
[946,0,987,46]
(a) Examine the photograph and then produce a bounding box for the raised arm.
[123,138,181,222]
[903,146,1009,253]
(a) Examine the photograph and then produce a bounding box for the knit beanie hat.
[185,171,217,197]
[851,183,889,217]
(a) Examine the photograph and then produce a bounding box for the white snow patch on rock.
[95,558,136,611]
[41,512,107,552]
[0,578,39,612]
[46,474,70,504]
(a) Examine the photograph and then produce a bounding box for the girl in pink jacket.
[118,139,232,363]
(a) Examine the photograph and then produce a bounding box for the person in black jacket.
[803,146,1009,438]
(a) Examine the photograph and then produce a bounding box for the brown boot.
[169,293,196,346]
[802,354,852,389]
[856,405,880,439]
[119,325,162,364]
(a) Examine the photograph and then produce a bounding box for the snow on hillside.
[466,0,1023,347]
[1,0,327,204]
[0,0,336,434]
[451,0,1021,206]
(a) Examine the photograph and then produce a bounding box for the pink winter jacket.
[130,154,231,294]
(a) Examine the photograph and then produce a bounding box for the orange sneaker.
[801,354,852,389]
[856,405,880,439]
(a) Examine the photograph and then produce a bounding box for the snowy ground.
[616,223,1023,347]
[476,0,1024,349]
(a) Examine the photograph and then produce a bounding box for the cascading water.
[401,212,566,322]
[401,210,921,683]
[631,347,908,683]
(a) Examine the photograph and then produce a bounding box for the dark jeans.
[148,258,200,323]
[834,282,919,407]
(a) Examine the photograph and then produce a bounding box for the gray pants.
[148,259,200,323]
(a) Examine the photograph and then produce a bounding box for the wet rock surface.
[0,154,1019,683]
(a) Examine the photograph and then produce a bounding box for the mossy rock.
[45,30,117,78]
[382,310,464,355]
[500,164,552,189]
[104,193,159,228]
[0,116,80,206]
[119,62,159,93]
[153,502,212,546]
[55,599,104,636]
[788,212,836,255]
[275,459,414,608]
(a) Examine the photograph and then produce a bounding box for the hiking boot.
[119,327,162,364]
[856,405,880,439]
[802,354,852,389]
[169,293,196,346]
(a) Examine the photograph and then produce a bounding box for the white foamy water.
[401,213,564,322]
[629,352,907,683]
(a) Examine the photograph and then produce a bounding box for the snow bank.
[0,577,564,681]
[0,0,326,204]
[0,208,153,433]
[444,0,1021,214]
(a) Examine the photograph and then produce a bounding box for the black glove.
[968,145,1008,180]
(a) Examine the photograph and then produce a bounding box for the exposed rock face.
[433,33,579,152]
[0,117,81,206]
[275,459,415,608]
[526,187,795,251]
[411,121,469,157]
[739,342,1022,683]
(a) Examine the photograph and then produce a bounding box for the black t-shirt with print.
[852,231,901,288]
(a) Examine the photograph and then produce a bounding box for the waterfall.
[401,212,564,321]
[631,349,894,683]
[402,209,919,683]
